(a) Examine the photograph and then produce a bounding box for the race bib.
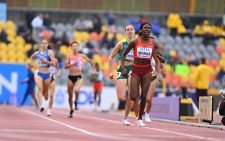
[125,50,134,61]
[137,47,152,59]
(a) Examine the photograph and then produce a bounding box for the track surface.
[0,106,224,141]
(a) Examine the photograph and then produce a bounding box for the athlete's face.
[41,40,49,49]
[141,24,151,37]
[125,25,135,39]
[71,43,79,53]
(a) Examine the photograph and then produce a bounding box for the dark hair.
[47,44,52,49]
[138,22,152,36]
[200,57,206,64]
[71,41,79,46]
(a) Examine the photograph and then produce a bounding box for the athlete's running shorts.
[117,65,132,79]
[93,82,103,93]
[131,64,152,78]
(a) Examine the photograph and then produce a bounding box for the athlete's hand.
[56,71,60,78]
[109,72,114,79]
[122,67,128,76]
[92,69,97,75]
[40,57,47,63]
[157,73,163,83]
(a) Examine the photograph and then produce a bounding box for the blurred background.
[0,0,225,121]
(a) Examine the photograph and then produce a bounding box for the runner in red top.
[121,22,160,127]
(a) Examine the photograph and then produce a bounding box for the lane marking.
[1,129,65,134]
[21,109,140,141]
[76,114,221,141]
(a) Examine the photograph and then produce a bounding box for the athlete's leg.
[116,79,127,101]
[145,78,157,122]
[20,89,30,106]
[139,73,152,120]
[74,78,83,110]
[97,89,102,107]
[47,80,56,116]
[67,79,75,112]
[49,80,56,109]
[124,75,139,119]
[129,76,141,101]
[43,78,51,101]
[34,75,44,110]
[31,89,38,107]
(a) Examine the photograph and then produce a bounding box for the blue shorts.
[37,72,51,80]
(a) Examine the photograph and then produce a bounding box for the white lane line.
[21,109,135,141]
[1,129,63,134]
[145,127,220,141]
[77,114,221,141]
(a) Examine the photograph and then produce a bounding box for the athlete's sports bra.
[36,49,51,68]
[133,37,154,61]
[68,54,83,72]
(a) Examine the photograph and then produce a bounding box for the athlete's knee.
[37,87,43,92]
[130,94,138,101]
[43,94,48,100]
[49,95,54,100]
[74,89,80,94]
[141,94,147,101]
[118,97,126,101]
[146,98,152,103]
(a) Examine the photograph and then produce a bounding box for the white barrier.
[53,85,119,111]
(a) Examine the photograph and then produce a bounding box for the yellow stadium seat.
[8,50,16,57]
[0,51,7,60]
[6,20,16,31]
[24,44,32,51]
[0,21,5,29]
[116,33,125,41]
[7,35,15,43]
[6,29,16,37]
[15,45,23,52]
[8,55,17,63]
[7,43,16,52]
[15,36,25,46]
[0,43,7,51]
[101,25,107,33]
[164,64,173,73]
[107,33,114,40]
[59,45,68,56]
[74,31,80,39]
[93,54,101,63]
[17,58,26,63]
[0,56,8,62]
[16,52,26,59]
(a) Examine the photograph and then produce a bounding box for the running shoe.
[74,101,79,110]
[145,113,152,123]
[123,119,131,126]
[220,89,225,99]
[134,117,139,125]
[68,109,74,118]
[40,107,44,112]
[47,109,52,116]
[137,120,146,127]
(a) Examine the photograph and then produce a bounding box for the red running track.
[0,105,224,141]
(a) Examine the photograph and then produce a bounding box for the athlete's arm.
[156,53,166,64]
[64,57,74,69]
[29,51,38,67]
[55,58,61,77]
[121,39,137,67]
[81,54,97,74]
[42,50,55,66]
[108,41,122,79]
